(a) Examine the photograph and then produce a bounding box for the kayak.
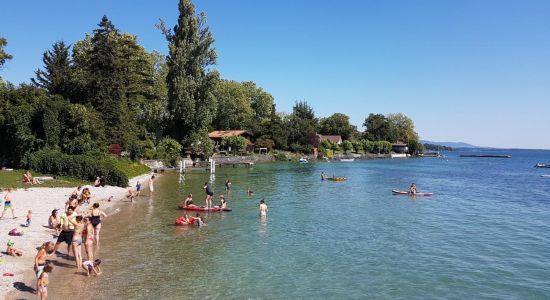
[392,190,433,196]
[175,217,196,226]
[326,177,347,181]
[178,205,232,212]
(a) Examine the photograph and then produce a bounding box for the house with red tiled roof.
[208,130,255,152]
[317,134,342,145]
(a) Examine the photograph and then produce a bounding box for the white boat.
[535,163,550,168]
[340,158,354,162]
[299,158,308,163]
[541,175,550,178]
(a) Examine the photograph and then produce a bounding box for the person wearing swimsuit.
[84,217,95,260]
[1,188,15,219]
[36,264,53,299]
[204,182,213,209]
[89,203,107,247]
[68,216,85,270]
[34,242,54,278]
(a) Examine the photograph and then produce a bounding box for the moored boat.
[299,158,308,163]
[535,163,550,168]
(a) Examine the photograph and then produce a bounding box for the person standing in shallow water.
[259,199,268,217]
[204,182,213,208]
[149,175,155,195]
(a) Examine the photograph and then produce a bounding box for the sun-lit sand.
[0,173,152,298]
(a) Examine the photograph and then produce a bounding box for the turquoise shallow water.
[51,150,550,299]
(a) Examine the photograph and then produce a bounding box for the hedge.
[25,149,131,187]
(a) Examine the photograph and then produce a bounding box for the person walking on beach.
[48,209,60,237]
[259,199,268,217]
[36,264,53,299]
[0,187,15,219]
[136,180,142,196]
[88,203,107,248]
[204,182,213,208]
[149,175,155,195]
[53,207,76,256]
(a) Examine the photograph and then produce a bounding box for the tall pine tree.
[32,41,72,98]
[164,0,219,154]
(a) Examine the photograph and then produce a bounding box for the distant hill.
[420,140,480,149]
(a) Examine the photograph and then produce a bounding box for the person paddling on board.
[409,183,417,195]
[204,182,213,209]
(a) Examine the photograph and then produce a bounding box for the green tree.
[0,37,12,70]
[387,113,419,143]
[318,113,355,140]
[212,80,253,130]
[342,140,354,153]
[255,138,275,151]
[221,136,248,155]
[31,41,73,97]
[157,137,182,166]
[163,0,219,152]
[140,51,169,143]
[59,103,107,155]
[363,113,390,141]
[242,81,274,121]
[288,101,318,147]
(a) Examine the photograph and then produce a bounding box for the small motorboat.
[541,175,550,178]
[535,163,550,168]
[340,158,355,162]
[299,158,308,163]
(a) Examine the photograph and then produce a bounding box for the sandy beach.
[1,173,152,299]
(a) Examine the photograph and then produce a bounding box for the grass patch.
[111,159,150,178]
[0,170,87,189]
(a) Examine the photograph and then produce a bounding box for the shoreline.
[3,173,153,300]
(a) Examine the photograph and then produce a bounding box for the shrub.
[274,151,288,161]
[156,137,182,166]
[25,149,138,187]
[342,140,354,153]
[255,138,275,151]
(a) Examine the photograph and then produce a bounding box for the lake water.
[50,150,550,299]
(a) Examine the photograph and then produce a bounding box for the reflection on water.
[48,152,550,299]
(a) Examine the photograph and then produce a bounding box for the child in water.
[36,264,53,299]
[83,259,102,276]
[259,199,268,217]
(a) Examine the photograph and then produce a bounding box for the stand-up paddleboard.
[178,205,232,212]
[392,190,433,196]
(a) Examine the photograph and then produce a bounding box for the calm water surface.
[51,150,550,299]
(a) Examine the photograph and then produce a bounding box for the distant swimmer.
[259,199,268,217]
[247,188,254,196]
[321,171,326,181]
[409,183,417,195]
[225,180,232,191]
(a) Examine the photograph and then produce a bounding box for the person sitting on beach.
[259,199,268,217]
[83,259,102,276]
[48,209,60,236]
[99,177,106,187]
[184,194,193,206]
[81,188,92,204]
[7,240,23,256]
[65,194,79,212]
[23,209,32,227]
[94,177,101,187]
[219,194,226,209]
[22,170,41,185]
[34,242,54,278]
[36,264,53,299]
[409,183,417,195]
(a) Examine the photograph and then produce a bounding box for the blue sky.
[1,0,549,149]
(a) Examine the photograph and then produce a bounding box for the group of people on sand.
[22,170,42,185]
